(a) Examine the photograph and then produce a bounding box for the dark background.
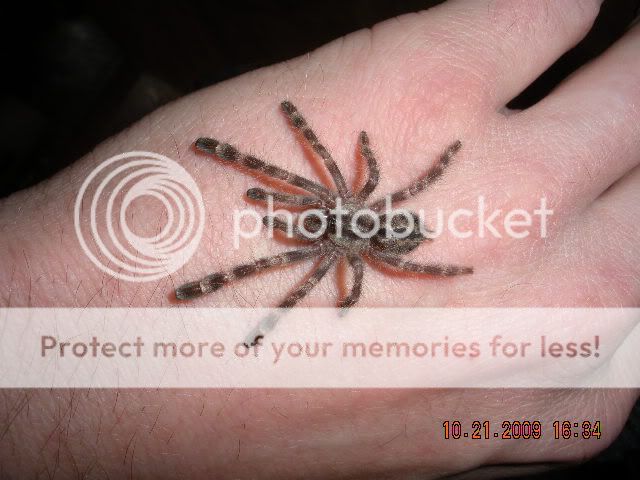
[1,0,639,478]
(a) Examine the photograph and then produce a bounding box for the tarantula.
[175,101,473,345]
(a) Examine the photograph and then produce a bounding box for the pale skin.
[1,0,639,478]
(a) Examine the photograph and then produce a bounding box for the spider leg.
[175,244,326,300]
[247,187,323,207]
[262,215,314,241]
[280,101,350,198]
[367,250,473,276]
[243,250,339,346]
[368,140,462,211]
[195,137,335,204]
[355,131,380,201]
[338,254,364,315]
[279,250,339,307]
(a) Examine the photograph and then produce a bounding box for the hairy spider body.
[176,101,473,344]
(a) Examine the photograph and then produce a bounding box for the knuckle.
[489,0,600,40]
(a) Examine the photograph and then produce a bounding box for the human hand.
[1,0,638,478]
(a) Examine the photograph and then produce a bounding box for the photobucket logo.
[74,151,205,282]
[232,195,553,248]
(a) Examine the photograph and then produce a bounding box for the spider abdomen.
[370,211,429,254]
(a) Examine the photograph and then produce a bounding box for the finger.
[578,165,640,304]
[514,23,640,206]
[599,156,640,195]
[431,0,601,106]
[592,164,640,228]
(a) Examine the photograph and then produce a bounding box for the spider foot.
[242,335,264,349]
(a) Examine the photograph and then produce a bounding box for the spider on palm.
[175,101,473,345]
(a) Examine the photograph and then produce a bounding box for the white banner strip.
[0,308,638,388]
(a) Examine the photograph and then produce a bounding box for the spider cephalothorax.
[176,101,473,343]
